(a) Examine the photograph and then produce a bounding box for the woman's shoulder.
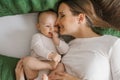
[103,35,119,40]
[102,35,120,46]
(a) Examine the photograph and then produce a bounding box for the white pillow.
[0,13,38,58]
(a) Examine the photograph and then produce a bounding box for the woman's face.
[56,3,79,36]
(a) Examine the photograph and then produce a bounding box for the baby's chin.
[48,32,53,38]
[47,36,52,38]
[44,35,52,38]
[46,33,53,38]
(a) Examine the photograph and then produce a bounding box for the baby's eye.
[46,25,50,27]
[54,25,58,28]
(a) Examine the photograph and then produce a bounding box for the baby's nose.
[50,27,54,32]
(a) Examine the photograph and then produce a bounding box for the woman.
[48,0,120,80]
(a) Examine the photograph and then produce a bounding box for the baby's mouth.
[49,32,53,36]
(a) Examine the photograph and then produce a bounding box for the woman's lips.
[60,26,64,32]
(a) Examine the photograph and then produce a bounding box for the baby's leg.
[22,56,53,79]
[24,66,39,80]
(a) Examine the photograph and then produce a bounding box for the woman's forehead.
[58,3,70,13]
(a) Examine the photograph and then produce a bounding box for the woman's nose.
[55,18,60,26]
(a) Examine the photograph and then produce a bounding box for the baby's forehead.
[39,11,57,18]
[39,13,57,22]
[39,13,57,25]
[39,12,57,23]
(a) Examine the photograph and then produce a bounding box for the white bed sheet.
[0,13,38,58]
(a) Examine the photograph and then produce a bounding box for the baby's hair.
[37,9,57,23]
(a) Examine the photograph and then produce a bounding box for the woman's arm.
[48,63,65,79]
[54,72,80,80]
[110,39,120,80]
[42,73,80,80]
[15,59,25,80]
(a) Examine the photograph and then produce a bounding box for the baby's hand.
[49,53,61,69]
[51,53,61,63]
[52,32,59,39]
[51,32,60,46]
[48,53,61,69]
[42,74,48,80]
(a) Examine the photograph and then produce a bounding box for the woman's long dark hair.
[92,0,120,29]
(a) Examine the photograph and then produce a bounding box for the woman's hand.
[15,59,25,80]
[48,70,57,79]
[50,72,80,80]
[48,63,65,79]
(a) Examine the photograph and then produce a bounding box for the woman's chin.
[60,32,67,35]
[60,32,64,35]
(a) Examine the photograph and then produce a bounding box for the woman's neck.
[73,27,101,38]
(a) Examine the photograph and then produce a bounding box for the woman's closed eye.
[58,14,65,18]
[60,14,65,18]
[61,14,65,17]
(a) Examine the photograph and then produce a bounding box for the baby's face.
[38,13,58,38]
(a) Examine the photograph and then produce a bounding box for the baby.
[15,10,69,80]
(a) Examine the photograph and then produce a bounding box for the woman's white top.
[62,35,120,80]
[31,33,69,60]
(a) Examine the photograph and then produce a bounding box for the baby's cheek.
[54,28,58,32]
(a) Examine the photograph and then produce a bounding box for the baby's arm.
[31,33,54,60]
[57,40,69,54]
[52,32,69,54]
[48,52,61,62]
[52,32,60,46]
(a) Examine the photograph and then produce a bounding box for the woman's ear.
[77,13,86,24]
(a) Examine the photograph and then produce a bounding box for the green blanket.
[0,0,58,17]
[0,54,19,80]
[93,27,120,37]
